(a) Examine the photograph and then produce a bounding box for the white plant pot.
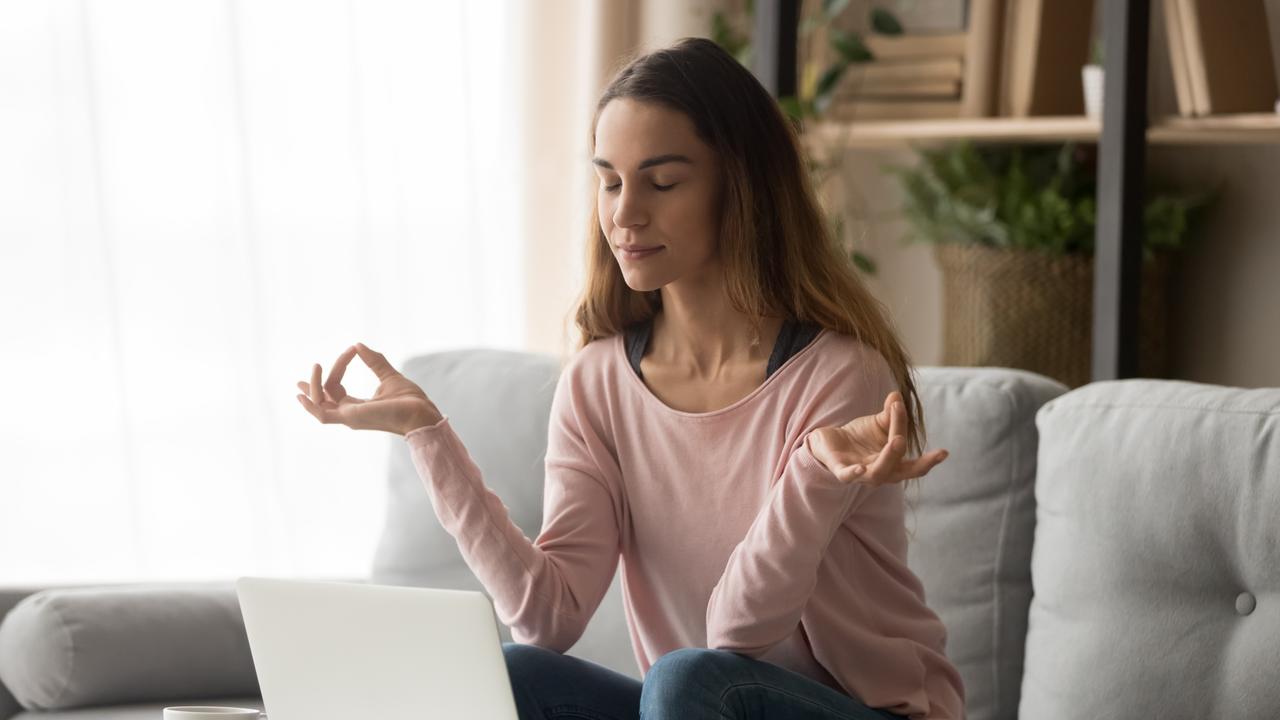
[1082,64,1104,118]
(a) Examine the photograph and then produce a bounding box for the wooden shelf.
[804,113,1280,149]
[1150,114,1280,144]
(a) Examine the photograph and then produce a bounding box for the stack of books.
[827,31,968,121]
[1162,0,1278,117]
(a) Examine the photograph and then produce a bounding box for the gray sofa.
[2,348,1277,719]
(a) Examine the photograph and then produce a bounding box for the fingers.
[865,398,907,478]
[894,449,950,481]
[838,457,875,484]
[353,342,398,381]
[324,345,358,401]
[297,380,335,404]
[296,390,327,422]
[310,363,324,406]
[889,395,905,452]
[298,343,388,426]
[875,391,898,433]
[297,380,314,399]
[845,448,950,486]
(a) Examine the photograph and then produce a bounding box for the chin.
[619,269,666,293]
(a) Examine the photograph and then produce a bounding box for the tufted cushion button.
[1235,592,1257,616]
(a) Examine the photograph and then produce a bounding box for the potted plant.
[884,140,1217,387]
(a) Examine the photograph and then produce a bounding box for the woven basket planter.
[934,243,1173,388]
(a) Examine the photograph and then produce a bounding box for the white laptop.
[236,577,519,720]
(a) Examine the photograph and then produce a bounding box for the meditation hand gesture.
[805,391,949,487]
[295,343,443,436]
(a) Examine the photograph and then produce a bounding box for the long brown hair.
[571,37,928,461]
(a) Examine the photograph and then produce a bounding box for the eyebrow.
[591,153,694,171]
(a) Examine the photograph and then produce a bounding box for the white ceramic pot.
[1082,64,1104,118]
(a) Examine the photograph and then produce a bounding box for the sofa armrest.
[0,577,360,714]
[0,668,18,720]
[0,581,257,712]
[0,585,89,720]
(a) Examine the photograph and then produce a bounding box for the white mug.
[162,707,263,720]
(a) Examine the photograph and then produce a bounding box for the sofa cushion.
[371,348,639,678]
[1021,379,1280,718]
[0,584,258,711]
[9,696,262,720]
[909,367,1067,720]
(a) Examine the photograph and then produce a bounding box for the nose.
[611,185,648,230]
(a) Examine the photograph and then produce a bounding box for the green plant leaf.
[879,140,1212,257]
[870,7,904,35]
[710,10,750,61]
[1090,36,1105,65]
[852,251,877,274]
[711,11,729,39]
[815,62,847,98]
[778,95,806,122]
[823,0,851,20]
[830,29,873,63]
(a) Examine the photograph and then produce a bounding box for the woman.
[297,37,962,720]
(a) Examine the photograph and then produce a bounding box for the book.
[857,79,962,99]
[1161,0,1196,117]
[997,0,1018,116]
[1176,0,1278,115]
[865,32,969,60]
[961,0,1004,117]
[838,57,964,90]
[1004,0,1094,117]
[827,99,964,121]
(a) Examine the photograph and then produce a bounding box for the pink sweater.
[404,328,965,720]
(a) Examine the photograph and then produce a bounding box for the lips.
[619,246,664,261]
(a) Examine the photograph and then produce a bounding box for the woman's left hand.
[805,391,949,486]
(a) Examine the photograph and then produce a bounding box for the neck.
[651,267,783,378]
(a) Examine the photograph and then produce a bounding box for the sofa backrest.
[1020,379,1280,719]
[909,367,1068,720]
[371,348,1068,714]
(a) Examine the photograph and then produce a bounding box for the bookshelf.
[752,0,1279,383]
[804,113,1280,149]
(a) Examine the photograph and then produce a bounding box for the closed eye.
[604,182,677,193]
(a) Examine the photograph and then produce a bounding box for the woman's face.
[593,98,723,292]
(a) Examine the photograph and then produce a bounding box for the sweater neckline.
[613,327,831,421]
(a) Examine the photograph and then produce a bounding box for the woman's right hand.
[295,342,443,436]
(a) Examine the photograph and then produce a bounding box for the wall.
[518,0,729,361]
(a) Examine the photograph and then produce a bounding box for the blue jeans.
[502,642,908,720]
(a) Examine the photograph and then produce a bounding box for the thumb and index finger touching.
[324,342,399,389]
[301,342,398,409]
[875,390,900,433]
[853,389,952,476]
[352,342,401,381]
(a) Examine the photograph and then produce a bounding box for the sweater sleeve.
[403,364,624,653]
[705,348,897,657]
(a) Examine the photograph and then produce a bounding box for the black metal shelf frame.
[752,0,1150,382]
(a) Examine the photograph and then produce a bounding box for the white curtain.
[0,0,523,584]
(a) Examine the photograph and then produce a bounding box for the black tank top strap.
[624,316,821,382]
